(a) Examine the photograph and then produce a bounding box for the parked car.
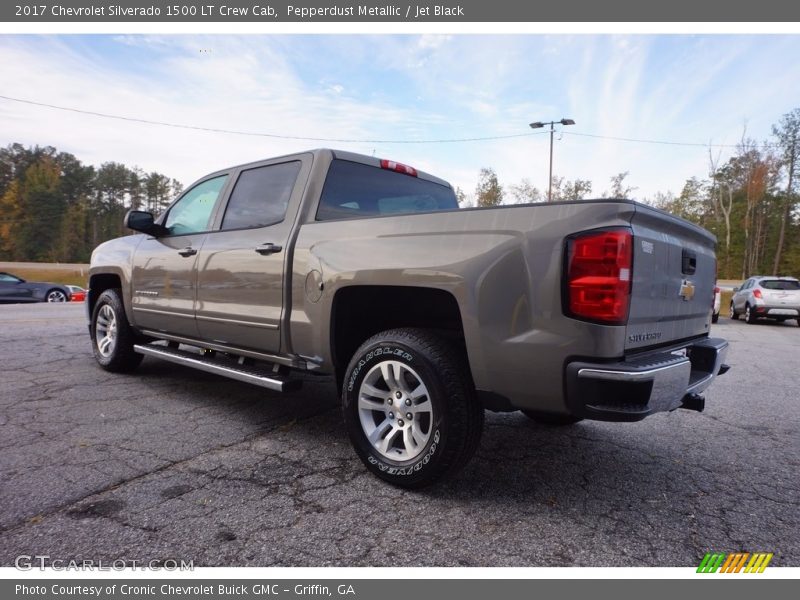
[0,272,72,303]
[87,149,729,487]
[730,276,800,325]
[713,285,721,323]
[67,285,87,302]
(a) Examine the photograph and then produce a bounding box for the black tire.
[745,304,757,324]
[342,328,483,489]
[90,288,143,373]
[45,288,68,302]
[730,301,738,320]
[522,410,583,426]
[711,312,719,324]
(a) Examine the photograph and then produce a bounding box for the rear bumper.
[754,304,799,317]
[565,337,729,422]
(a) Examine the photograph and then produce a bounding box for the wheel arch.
[88,272,124,319]
[330,285,467,389]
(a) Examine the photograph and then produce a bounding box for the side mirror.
[732,287,739,292]
[124,210,168,236]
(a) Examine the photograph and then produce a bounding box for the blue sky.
[1,34,800,201]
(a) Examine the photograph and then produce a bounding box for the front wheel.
[90,289,143,372]
[342,328,483,488]
[730,301,738,320]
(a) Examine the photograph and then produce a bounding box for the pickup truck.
[88,149,729,488]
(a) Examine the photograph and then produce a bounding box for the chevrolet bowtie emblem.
[679,279,695,301]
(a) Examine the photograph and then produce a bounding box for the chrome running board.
[133,344,301,392]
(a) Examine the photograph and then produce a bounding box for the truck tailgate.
[626,204,716,352]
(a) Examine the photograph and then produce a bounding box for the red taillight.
[566,229,632,324]
[753,288,763,299]
[380,159,418,177]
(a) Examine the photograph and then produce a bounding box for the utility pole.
[529,118,575,202]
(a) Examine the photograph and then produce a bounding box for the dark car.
[0,272,72,303]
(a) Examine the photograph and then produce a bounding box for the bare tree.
[508,178,542,204]
[475,167,503,207]
[708,146,734,274]
[606,172,637,199]
[771,108,800,274]
[454,186,468,206]
[561,178,593,201]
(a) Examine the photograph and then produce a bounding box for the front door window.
[164,175,228,235]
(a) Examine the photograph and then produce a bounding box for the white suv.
[730,276,800,325]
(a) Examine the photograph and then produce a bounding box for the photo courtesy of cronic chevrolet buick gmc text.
[87,149,730,488]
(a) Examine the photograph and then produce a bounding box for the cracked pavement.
[0,303,797,566]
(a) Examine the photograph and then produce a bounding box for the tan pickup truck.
[88,149,729,487]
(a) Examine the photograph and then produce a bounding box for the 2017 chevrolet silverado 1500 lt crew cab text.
[88,149,730,488]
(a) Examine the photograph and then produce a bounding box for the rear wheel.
[342,328,483,488]
[90,289,143,372]
[730,301,738,320]
[745,304,757,324]
[522,410,583,426]
[46,288,68,302]
[711,312,719,324]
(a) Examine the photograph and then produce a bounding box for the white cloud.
[1,34,799,203]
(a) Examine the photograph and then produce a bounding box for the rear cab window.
[316,159,458,221]
[760,279,800,290]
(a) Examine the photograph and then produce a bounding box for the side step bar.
[133,344,302,392]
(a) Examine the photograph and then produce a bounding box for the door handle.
[255,243,282,255]
[178,247,197,257]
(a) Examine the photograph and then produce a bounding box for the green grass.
[720,290,733,317]
[11,268,89,288]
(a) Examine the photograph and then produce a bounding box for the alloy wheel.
[357,360,433,462]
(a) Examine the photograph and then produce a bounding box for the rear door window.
[760,280,800,290]
[317,160,458,221]
[221,161,301,231]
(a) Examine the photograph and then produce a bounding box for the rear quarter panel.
[290,201,637,412]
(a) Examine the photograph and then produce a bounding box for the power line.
[0,94,548,144]
[0,93,784,149]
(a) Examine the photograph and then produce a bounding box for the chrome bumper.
[564,337,729,422]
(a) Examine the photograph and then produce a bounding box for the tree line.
[461,108,800,279]
[0,143,182,263]
[1,108,798,277]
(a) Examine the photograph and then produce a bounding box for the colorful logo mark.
[697,552,773,573]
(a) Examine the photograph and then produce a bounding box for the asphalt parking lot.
[0,303,797,567]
